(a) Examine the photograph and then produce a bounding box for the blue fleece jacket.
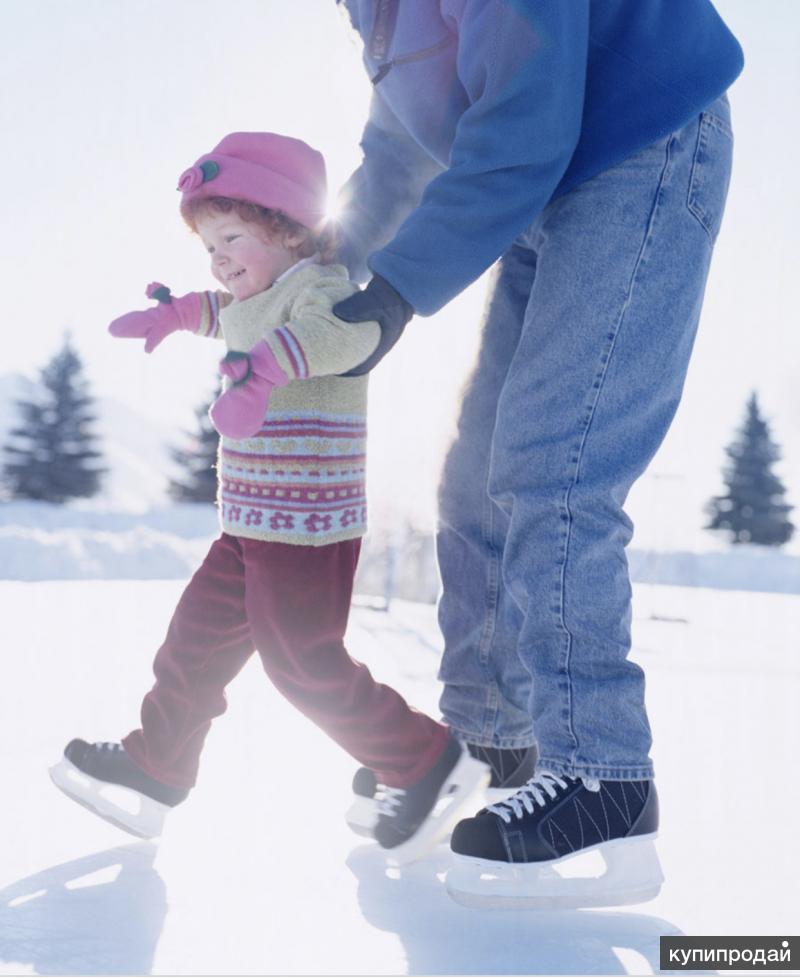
[337,0,744,315]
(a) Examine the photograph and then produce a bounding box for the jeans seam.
[477,460,500,740]
[555,489,578,764]
[556,133,677,771]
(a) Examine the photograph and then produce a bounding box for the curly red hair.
[181,196,337,264]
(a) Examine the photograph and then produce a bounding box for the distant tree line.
[1,341,795,549]
[2,336,105,502]
[1,336,218,505]
[167,393,220,504]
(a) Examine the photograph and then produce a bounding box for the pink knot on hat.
[178,132,328,230]
[177,160,220,193]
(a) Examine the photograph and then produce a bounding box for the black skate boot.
[49,739,189,839]
[447,773,663,910]
[345,742,537,836]
[467,744,538,803]
[372,736,491,864]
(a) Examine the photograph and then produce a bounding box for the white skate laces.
[487,772,601,824]
[377,786,406,817]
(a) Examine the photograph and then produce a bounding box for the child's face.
[195,210,304,301]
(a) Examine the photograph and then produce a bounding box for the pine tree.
[705,392,794,546]
[2,336,105,502]
[168,392,220,504]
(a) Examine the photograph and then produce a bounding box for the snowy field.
[0,580,798,976]
[3,502,800,602]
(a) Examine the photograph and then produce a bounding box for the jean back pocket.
[687,105,734,243]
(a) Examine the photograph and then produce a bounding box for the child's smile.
[195,210,302,301]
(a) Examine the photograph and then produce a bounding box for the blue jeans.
[437,96,733,780]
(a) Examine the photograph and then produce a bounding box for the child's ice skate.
[345,743,537,837]
[49,739,189,839]
[372,736,491,865]
[346,766,382,837]
[446,773,663,910]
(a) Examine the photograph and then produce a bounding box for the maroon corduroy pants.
[122,533,448,790]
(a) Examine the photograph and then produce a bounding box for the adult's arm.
[336,89,444,284]
[368,0,590,315]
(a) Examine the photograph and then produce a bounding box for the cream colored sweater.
[200,261,380,545]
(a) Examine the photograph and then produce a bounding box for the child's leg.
[122,534,255,789]
[242,537,449,788]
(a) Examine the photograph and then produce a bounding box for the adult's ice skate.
[49,739,188,839]
[446,773,663,909]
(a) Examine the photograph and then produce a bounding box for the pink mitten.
[108,283,220,353]
[210,340,290,439]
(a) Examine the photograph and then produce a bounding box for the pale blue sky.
[1,0,798,546]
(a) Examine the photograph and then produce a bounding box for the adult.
[332,0,743,906]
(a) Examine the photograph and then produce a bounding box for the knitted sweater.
[199,261,380,546]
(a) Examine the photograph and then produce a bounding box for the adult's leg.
[243,538,448,787]
[437,243,537,748]
[123,534,255,788]
[488,98,733,778]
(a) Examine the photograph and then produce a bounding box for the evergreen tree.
[705,392,794,546]
[168,392,220,504]
[2,336,105,502]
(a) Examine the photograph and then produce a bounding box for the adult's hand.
[332,274,414,376]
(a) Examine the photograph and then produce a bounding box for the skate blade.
[446,833,664,910]
[49,758,167,840]
[384,755,491,867]
[345,795,379,837]
[347,780,517,838]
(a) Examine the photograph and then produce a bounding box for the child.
[48,132,489,863]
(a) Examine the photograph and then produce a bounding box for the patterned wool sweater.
[198,260,380,546]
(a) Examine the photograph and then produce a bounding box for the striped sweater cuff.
[196,291,222,338]
[275,325,310,379]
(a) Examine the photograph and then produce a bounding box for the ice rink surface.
[0,581,798,976]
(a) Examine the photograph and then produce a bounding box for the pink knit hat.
[177,132,328,230]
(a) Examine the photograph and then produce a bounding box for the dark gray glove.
[333,274,414,376]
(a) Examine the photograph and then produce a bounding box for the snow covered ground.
[3,502,800,601]
[0,581,798,976]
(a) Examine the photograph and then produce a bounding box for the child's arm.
[108,283,233,352]
[209,277,380,440]
[190,288,233,340]
[264,277,381,380]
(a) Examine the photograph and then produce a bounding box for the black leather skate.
[49,739,189,839]
[371,736,490,864]
[447,773,663,909]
